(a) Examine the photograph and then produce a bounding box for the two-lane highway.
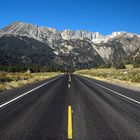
[0,74,140,140]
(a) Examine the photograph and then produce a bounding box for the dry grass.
[0,72,61,92]
[75,65,140,87]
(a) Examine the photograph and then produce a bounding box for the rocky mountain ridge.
[1,22,139,44]
[0,22,140,70]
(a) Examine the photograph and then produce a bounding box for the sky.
[0,0,140,35]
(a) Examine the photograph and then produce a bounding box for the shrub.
[113,62,126,69]
[0,73,12,83]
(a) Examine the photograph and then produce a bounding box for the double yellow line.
[68,106,73,139]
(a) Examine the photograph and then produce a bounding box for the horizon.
[0,0,140,35]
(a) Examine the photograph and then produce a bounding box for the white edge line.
[0,75,63,108]
[77,75,140,105]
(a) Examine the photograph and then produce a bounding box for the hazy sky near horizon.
[0,0,140,35]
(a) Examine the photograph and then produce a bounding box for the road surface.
[0,74,140,140]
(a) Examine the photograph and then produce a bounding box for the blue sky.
[0,0,140,35]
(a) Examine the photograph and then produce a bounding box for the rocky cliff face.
[1,22,62,45]
[0,22,140,69]
[61,30,102,40]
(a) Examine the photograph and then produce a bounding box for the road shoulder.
[77,74,140,92]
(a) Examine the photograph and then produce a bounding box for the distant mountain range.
[0,22,140,71]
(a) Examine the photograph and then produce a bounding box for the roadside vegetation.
[0,72,61,92]
[75,64,140,87]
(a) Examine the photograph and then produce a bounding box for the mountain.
[0,22,140,71]
[124,47,140,68]
[0,34,54,66]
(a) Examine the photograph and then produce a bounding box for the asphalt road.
[0,74,140,140]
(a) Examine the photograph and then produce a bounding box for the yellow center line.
[68,106,73,139]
